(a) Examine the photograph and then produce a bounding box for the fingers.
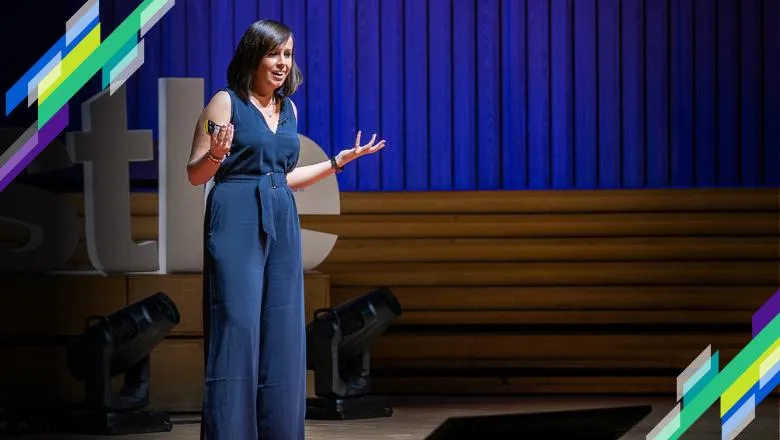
[210,123,233,157]
[354,131,378,149]
[365,133,377,148]
[345,130,388,161]
[369,139,386,152]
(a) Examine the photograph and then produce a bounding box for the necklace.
[252,95,276,119]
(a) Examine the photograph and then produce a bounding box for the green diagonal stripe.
[38,0,157,125]
[102,34,139,89]
[140,0,170,26]
[665,314,780,440]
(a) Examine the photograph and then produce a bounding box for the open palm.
[337,131,386,165]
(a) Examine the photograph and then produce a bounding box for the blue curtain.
[2,0,778,190]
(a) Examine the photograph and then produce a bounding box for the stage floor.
[15,395,780,439]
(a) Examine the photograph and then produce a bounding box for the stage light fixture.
[305,286,402,420]
[62,291,180,435]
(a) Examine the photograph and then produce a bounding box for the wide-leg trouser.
[200,174,306,440]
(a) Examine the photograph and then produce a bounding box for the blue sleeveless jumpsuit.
[201,87,305,440]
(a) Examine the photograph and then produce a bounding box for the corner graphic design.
[1,0,174,192]
[646,289,780,440]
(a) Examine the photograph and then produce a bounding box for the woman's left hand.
[335,131,386,167]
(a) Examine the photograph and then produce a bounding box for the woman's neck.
[250,89,275,107]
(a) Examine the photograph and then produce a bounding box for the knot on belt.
[214,172,288,243]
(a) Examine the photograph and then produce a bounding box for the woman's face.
[256,36,294,93]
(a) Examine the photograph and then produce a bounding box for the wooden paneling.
[302,212,779,238]
[149,339,204,412]
[317,189,779,396]
[317,261,777,286]
[0,275,127,338]
[369,377,677,395]
[37,187,780,217]
[323,237,778,263]
[128,274,203,336]
[337,188,780,213]
[370,333,748,369]
[0,272,330,409]
[330,286,774,311]
[395,310,757,326]
[0,188,777,407]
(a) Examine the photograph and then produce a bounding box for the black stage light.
[305,286,402,420]
[61,291,180,435]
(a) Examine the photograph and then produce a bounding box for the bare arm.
[286,131,386,191]
[286,101,386,191]
[186,91,234,186]
[286,152,346,191]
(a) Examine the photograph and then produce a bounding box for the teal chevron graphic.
[646,288,780,440]
[1,0,175,192]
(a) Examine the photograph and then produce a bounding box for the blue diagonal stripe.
[65,14,100,53]
[66,0,100,47]
[721,382,759,423]
[5,36,65,115]
[4,12,98,116]
[721,394,755,440]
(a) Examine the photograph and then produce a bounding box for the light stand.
[305,287,402,420]
[61,292,180,435]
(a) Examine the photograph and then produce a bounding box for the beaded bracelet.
[207,150,225,164]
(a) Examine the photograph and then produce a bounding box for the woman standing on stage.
[186,19,385,440]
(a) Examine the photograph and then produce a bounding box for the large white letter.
[294,135,340,271]
[67,86,158,273]
[0,128,79,273]
[158,78,205,273]
[0,182,79,273]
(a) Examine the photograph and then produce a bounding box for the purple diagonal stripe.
[0,105,69,192]
[753,289,780,337]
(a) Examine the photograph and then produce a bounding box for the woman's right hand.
[209,123,234,160]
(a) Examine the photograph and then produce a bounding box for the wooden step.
[338,188,779,214]
[370,332,749,370]
[324,236,779,263]
[318,261,779,286]
[54,188,780,217]
[330,285,777,311]
[301,212,780,238]
[395,310,756,325]
[6,212,774,243]
[369,376,676,395]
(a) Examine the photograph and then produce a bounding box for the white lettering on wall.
[67,86,158,273]
[158,78,205,273]
[0,78,340,274]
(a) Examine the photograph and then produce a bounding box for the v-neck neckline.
[249,96,282,135]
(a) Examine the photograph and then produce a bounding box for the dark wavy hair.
[227,20,303,101]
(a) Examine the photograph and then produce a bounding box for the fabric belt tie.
[214,172,288,244]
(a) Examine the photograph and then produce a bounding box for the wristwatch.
[330,156,343,173]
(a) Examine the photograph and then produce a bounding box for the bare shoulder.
[289,98,298,121]
[203,90,232,124]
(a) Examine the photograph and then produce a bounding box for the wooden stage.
[12,395,779,439]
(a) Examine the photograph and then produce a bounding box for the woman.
[186,19,385,440]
